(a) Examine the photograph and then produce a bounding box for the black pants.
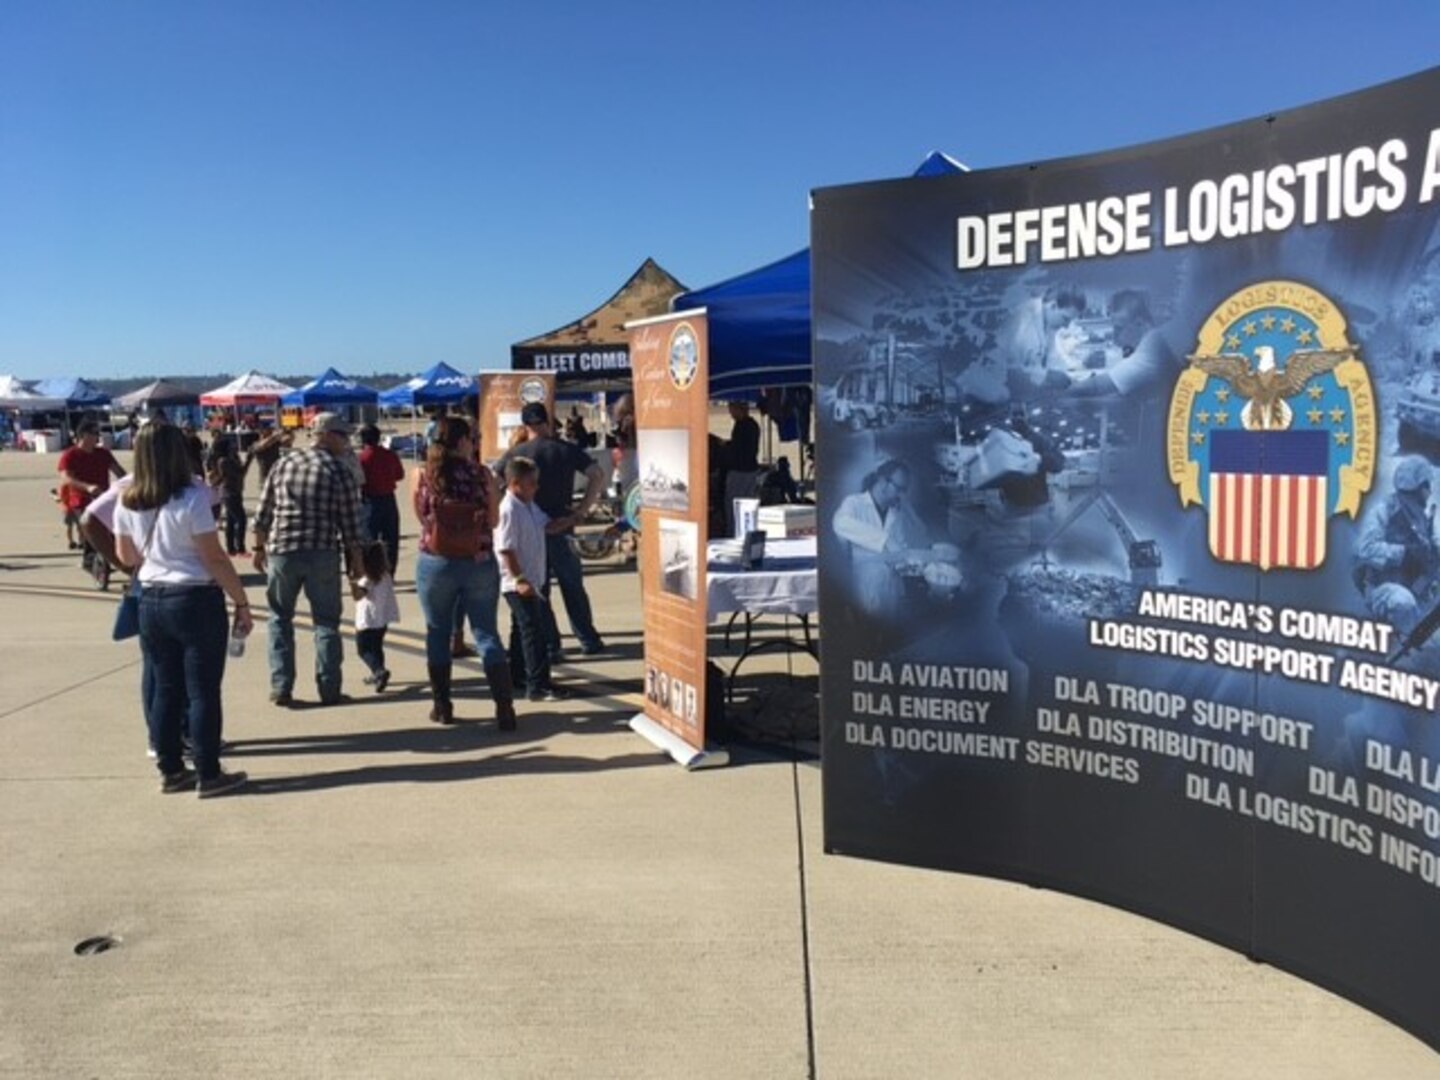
[363,494,401,575]
[356,627,388,676]
[504,592,551,695]
[223,493,247,554]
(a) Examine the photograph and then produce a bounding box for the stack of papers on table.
[709,540,745,565]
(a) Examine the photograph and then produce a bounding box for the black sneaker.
[318,691,351,707]
[197,770,248,799]
[269,690,293,707]
[528,686,572,703]
[579,640,606,656]
[159,769,196,794]
[373,670,390,693]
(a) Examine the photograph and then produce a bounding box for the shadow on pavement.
[227,710,636,759]
[237,746,666,796]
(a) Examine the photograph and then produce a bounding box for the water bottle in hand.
[228,625,248,658]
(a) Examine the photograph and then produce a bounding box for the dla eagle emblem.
[1167,281,1377,571]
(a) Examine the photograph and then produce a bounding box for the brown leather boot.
[427,663,455,725]
[485,663,517,732]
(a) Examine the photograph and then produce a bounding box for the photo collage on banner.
[629,312,710,750]
[812,67,1440,1049]
[478,372,556,466]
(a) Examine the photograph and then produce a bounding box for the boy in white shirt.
[496,457,567,704]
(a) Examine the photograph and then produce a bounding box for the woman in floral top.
[411,416,514,728]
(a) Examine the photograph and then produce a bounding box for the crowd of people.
[65,403,622,799]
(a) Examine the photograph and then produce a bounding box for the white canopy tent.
[0,375,65,411]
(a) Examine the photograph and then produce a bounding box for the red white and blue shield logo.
[1207,431,1328,570]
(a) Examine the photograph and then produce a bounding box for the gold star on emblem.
[1335,431,1350,447]
[1261,313,1276,330]
[1307,409,1323,425]
[1280,316,1297,333]
[1192,431,1206,446]
[1307,384,1325,401]
[1297,329,1314,345]
[1329,407,1346,424]
[1215,410,1230,426]
[1215,388,1231,403]
[1226,334,1242,350]
[1197,410,1211,424]
[1243,321,1258,336]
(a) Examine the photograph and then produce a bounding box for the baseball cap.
[309,412,353,436]
[520,402,550,426]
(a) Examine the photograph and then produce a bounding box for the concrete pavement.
[0,448,1435,1078]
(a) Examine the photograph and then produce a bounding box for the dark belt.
[142,582,220,595]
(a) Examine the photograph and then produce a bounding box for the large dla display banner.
[812,67,1440,1049]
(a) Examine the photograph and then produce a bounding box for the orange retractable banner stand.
[628,310,710,752]
[478,372,556,466]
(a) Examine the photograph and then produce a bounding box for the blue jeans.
[543,532,602,653]
[363,494,401,574]
[266,549,344,697]
[139,584,227,779]
[415,552,505,668]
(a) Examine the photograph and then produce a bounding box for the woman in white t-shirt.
[114,423,254,799]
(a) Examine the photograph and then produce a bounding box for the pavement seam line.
[0,658,140,721]
[791,740,819,1080]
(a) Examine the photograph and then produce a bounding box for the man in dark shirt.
[253,412,365,706]
[248,426,293,485]
[724,400,762,534]
[496,403,607,658]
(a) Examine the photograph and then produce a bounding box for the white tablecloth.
[706,537,817,618]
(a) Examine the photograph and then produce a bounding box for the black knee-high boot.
[428,663,454,725]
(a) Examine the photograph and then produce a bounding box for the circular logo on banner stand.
[518,377,547,405]
[1166,280,1377,572]
[667,323,699,389]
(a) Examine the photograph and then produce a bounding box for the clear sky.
[2,0,1438,380]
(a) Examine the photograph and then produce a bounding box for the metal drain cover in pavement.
[74,935,121,956]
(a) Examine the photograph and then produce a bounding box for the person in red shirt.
[58,421,126,559]
[358,424,405,574]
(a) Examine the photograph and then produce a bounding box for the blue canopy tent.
[31,377,111,409]
[674,249,812,399]
[282,367,379,408]
[377,362,478,458]
[376,362,476,408]
[28,377,112,444]
[674,151,967,398]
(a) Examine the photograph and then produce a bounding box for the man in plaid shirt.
[253,412,365,707]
